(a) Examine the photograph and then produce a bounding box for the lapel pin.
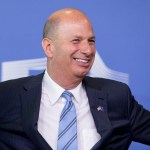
[97,106,104,112]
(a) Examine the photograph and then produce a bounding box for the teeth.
[75,58,88,63]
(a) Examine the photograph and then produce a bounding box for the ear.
[42,38,54,58]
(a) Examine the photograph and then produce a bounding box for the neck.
[47,70,83,90]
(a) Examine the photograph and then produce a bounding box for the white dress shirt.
[38,71,101,150]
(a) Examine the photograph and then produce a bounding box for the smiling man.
[42,8,96,89]
[0,8,150,150]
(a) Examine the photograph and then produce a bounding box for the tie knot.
[62,90,73,102]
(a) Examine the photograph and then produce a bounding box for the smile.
[75,58,89,63]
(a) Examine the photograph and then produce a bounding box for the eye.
[88,39,95,45]
[71,39,80,44]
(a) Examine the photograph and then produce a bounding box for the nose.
[80,41,95,56]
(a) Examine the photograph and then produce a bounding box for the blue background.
[0,0,149,149]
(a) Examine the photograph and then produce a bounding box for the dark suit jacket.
[0,73,150,150]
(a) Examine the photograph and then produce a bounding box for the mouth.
[74,58,89,63]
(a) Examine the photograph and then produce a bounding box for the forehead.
[57,19,95,38]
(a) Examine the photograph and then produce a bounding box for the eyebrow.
[89,36,96,39]
[73,35,96,39]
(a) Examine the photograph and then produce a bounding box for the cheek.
[53,43,77,64]
[54,51,70,66]
[92,50,96,58]
[91,49,96,61]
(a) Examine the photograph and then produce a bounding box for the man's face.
[50,19,95,80]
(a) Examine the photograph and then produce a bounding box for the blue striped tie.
[57,90,77,150]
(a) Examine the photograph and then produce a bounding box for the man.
[0,8,150,150]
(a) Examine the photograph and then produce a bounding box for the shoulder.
[84,76,130,92]
[0,76,33,91]
[0,73,44,92]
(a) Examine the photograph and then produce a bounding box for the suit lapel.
[20,73,52,150]
[20,74,112,149]
[83,77,113,149]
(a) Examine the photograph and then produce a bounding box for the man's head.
[42,8,96,89]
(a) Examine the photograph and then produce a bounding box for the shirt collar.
[42,70,64,105]
[42,70,85,105]
[69,82,85,104]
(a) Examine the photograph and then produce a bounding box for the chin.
[73,67,90,78]
[75,71,89,78]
